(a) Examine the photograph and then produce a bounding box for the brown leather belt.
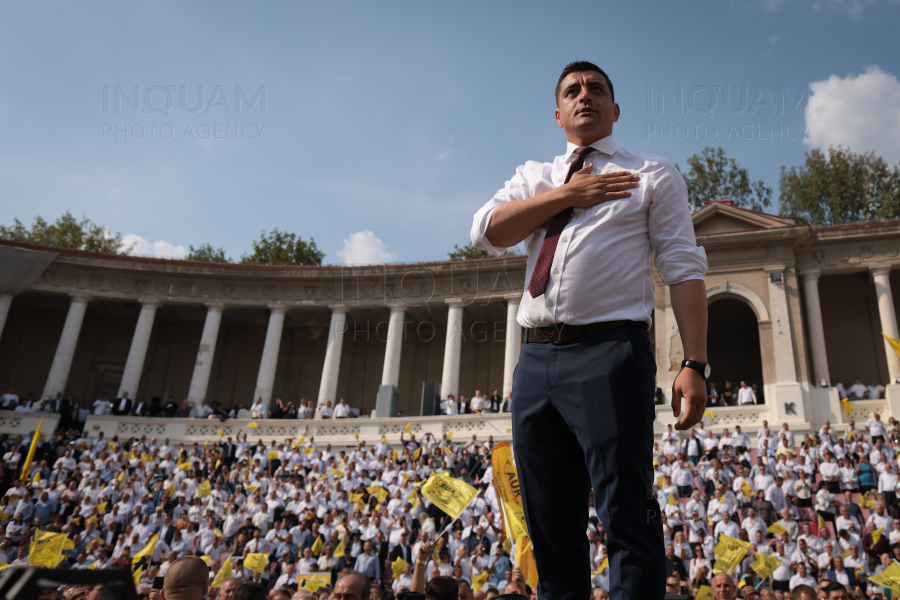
[525,320,647,345]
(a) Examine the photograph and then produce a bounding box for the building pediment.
[692,199,795,236]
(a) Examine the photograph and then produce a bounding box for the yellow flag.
[873,526,885,545]
[515,535,538,588]
[860,494,876,509]
[267,450,279,460]
[87,561,99,570]
[868,561,900,593]
[330,469,344,477]
[405,422,412,434]
[214,529,224,539]
[19,416,44,484]
[408,490,418,509]
[217,429,224,437]
[432,537,444,562]
[247,422,258,428]
[141,453,152,463]
[818,515,826,530]
[413,447,422,461]
[391,556,408,580]
[740,481,753,498]
[244,552,267,573]
[381,436,387,444]
[768,522,787,536]
[211,554,233,587]
[491,442,529,540]
[133,566,142,585]
[334,540,345,558]
[656,475,666,488]
[297,573,332,591]
[312,536,324,557]
[132,533,159,564]
[712,535,751,575]
[703,409,714,419]
[197,480,211,498]
[421,472,478,519]
[447,432,454,440]
[63,537,75,550]
[165,483,176,497]
[472,572,490,592]
[694,585,713,600]
[883,333,900,360]
[668,495,676,506]
[392,449,399,461]
[354,432,359,441]
[199,555,212,565]
[97,502,107,514]
[840,397,853,415]
[31,471,41,484]
[598,557,609,573]
[302,447,314,456]
[246,483,260,494]
[367,486,389,503]
[29,530,67,567]
[750,552,781,580]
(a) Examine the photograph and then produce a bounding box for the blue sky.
[2,0,899,265]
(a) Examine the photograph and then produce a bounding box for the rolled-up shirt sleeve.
[648,160,708,285]
[470,164,534,257]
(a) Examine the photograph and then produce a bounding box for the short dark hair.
[555,61,614,106]
[232,582,267,600]
[822,582,847,595]
[425,576,459,600]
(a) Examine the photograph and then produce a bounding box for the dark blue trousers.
[512,324,665,600]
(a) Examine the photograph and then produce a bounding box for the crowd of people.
[4,383,900,600]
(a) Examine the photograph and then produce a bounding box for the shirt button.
[553,268,560,275]
[546,300,553,307]
[561,237,568,243]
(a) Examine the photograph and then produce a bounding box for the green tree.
[448,243,520,261]
[186,243,231,263]
[0,211,131,254]
[779,146,900,226]
[241,229,324,265]
[677,147,772,212]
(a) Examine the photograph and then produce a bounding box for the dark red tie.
[527,146,596,298]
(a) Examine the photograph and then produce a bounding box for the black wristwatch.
[681,359,711,380]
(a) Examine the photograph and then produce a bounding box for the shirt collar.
[564,135,617,163]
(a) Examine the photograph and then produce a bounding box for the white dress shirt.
[471,136,707,328]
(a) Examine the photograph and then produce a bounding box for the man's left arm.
[648,161,708,431]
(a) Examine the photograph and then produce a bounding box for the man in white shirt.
[789,562,816,590]
[93,396,112,415]
[333,398,351,419]
[736,381,756,405]
[444,395,459,415]
[471,61,708,600]
[867,413,886,443]
[848,378,868,400]
[470,391,486,413]
[868,379,886,399]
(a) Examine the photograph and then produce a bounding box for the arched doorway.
[707,298,764,402]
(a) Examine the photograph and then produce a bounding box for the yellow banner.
[767,522,787,536]
[491,442,529,540]
[869,561,900,593]
[244,552,267,574]
[391,557,408,580]
[713,535,750,575]
[695,585,712,600]
[367,486,389,503]
[211,554,233,587]
[296,573,332,592]
[421,472,478,519]
[334,540,345,558]
[29,530,67,568]
[515,535,538,589]
[133,533,159,564]
[749,552,780,580]
[197,480,211,498]
[19,416,44,484]
[472,572,490,592]
[312,536,324,557]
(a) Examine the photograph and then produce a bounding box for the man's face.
[220,578,240,600]
[826,587,851,600]
[555,70,619,141]
[333,574,364,600]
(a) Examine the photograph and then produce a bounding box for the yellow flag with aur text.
[244,552,267,573]
[869,561,900,593]
[750,552,781,580]
[29,530,67,568]
[712,535,750,575]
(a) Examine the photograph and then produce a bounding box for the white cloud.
[805,66,900,164]
[122,233,188,259]
[337,230,398,265]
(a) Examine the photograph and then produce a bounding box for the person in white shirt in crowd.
[713,512,739,542]
[194,399,213,419]
[868,378,886,399]
[333,398,351,419]
[867,412,886,443]
[93,395,112,415]
[250,396,267,419]
[789,562,816,590]
[319,401,333,418]
[848,377,868,400]
[736,381,756,405]
[470,391,486,413]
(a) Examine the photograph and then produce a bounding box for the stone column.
[872,265,900,382]
[187,303,225,404]
[765,266,805,424]
[317,306,348,413]
[441,300,464,400]
[253,305,287,406]
[800,271,830,387]
[502,295,521,399]
[381,304,406,387]
[42,295,91,399]
[0,294,12,344]
[117,299,160,398]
